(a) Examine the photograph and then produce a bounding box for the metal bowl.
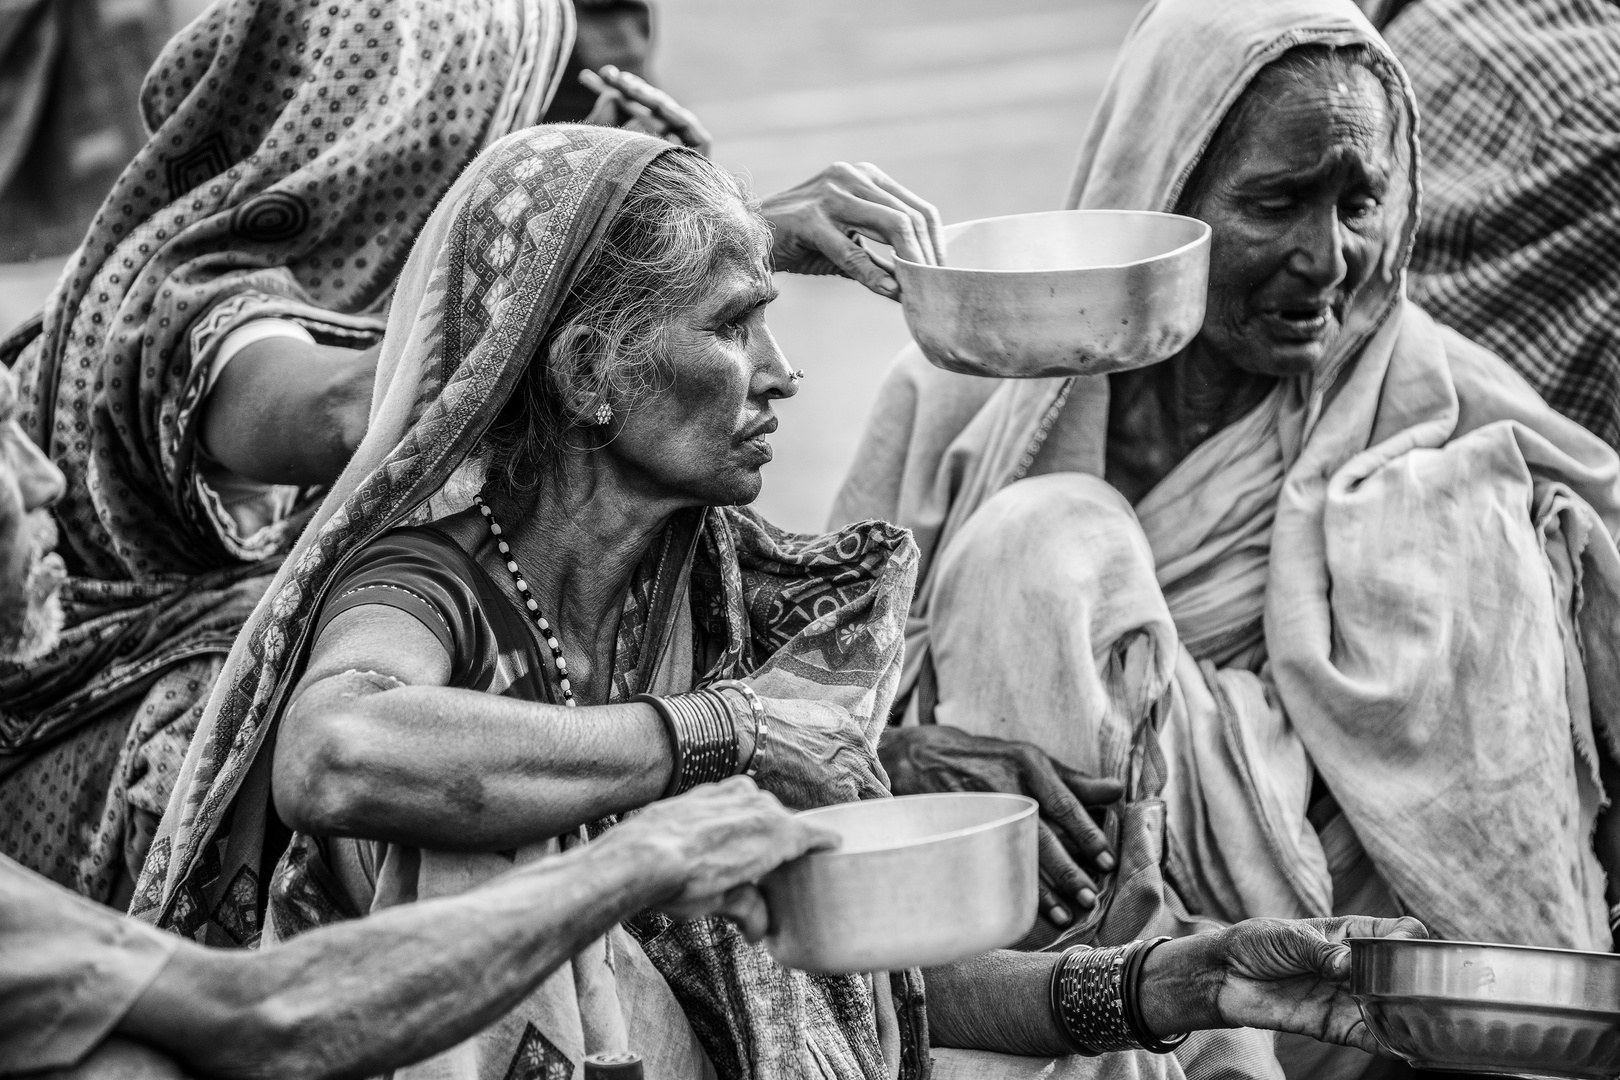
[762,793,1037,974]
[1350,937,1620,1079]
[893,209,1211,379]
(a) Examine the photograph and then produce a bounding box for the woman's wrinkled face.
[1183,62,1396,378]
[606,217,794,507]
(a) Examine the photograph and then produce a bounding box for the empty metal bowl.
[1350,937,1620,1079]
[762,793,1037,974]
[893,209,1211,379]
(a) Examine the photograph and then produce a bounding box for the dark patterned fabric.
[1387,0,1620,446]
[0,0,572,902]
[14,0,571,580]
[134,126,923,1080]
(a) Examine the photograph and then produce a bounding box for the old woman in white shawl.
[842,0,1620,980]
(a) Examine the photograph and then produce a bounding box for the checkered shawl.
[1388,0,1620,446]
[132,126,926,1080]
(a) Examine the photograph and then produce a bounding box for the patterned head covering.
[134,124,925,1079]
[13,0,573,580]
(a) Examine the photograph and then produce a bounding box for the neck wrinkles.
[481,453,693,686]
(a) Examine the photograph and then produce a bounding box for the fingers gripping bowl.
[893,209,1211,379]
[762,793,1038,973]
[1350,937,1620,1079]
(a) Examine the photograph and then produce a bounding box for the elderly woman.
[0,0,943,905]
[132,124,1419,1080]
[837,0,1620,1016]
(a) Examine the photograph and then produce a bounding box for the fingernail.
[1076,888,1097,909]
[1050,905,1071,926]
[1097,852,1116,872]
[879,278,898,298]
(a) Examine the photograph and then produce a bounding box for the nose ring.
[790,369,805,381]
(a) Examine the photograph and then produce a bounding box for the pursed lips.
[737,414,778,459]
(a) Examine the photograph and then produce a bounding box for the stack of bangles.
[1048,937,1188,1056]
[632,680,769,797]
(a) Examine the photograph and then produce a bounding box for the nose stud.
[790,370,805,382]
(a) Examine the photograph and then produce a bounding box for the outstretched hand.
[605,777,839,941]
[581,65,713,156]
[880,725,1122,926]
[1142,916,1429,1053]
[760,162,944,299]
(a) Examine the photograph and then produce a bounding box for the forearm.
[201,340,375,487]
[923,950,1069,1056]
[276,685,675,849]
[925,936,1229,1057]
[121,837,679,1080]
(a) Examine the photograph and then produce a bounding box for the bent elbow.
[272,709,383,837]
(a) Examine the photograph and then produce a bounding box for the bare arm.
[121,780,834,1080]
[924,950,1070,1056]
[926,916,1427,1057]
[201,338,377,487]
[272,604,735,849]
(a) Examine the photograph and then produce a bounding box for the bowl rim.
[1347,936,1620,966]
[791,791,1038,861]
[894,208,1212,276]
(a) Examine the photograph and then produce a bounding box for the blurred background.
[0,0,1144,530]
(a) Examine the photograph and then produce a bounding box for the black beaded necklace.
[474,494,576,707]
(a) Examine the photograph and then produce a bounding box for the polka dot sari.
[0,0,572,902]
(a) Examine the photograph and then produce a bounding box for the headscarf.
[833,0,1620,947]
[132,125,925,1080]
[0,0,571,832]
[832,0,1415,703]
[13,0,571,580]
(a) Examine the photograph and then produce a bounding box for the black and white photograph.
[2,0,1618,1077]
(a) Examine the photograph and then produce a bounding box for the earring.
[593,401,613,426]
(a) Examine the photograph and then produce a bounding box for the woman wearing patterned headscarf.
[0,0,576,905]
[0,0,950,906]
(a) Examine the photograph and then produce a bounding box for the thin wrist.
[561,829,687,912]
[1137,933,1226,1038]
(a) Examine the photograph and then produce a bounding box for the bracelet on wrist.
[1049,942,1141,1055]
[710,679,766,775]
[1122,935,1187,1054]
[634,688,740,797]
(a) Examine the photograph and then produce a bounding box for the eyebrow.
[713,280,779,322]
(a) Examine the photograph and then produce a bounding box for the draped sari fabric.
[132,125,926,1080]
[0,0,573,900]
[833,0,1620,954]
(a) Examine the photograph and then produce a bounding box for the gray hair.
[482,149,771,494]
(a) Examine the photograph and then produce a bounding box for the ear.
[546,324,614,425]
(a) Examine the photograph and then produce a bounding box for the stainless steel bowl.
[1350,937,1620,1079]
[762,793,1037,974]
[893,209,1210,379]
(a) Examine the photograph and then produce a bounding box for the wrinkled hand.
[759,162,944,299]
[606,777,838,941]
[750,699,891,811]
[581,66,713,156]
[1148,916,1429,1052]
[879,725,1121,926]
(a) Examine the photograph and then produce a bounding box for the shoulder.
[317,519,491,665]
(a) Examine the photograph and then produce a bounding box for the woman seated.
[836,0,1620,1011]
[134,124,1417,1080]
[0,0,940,906]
